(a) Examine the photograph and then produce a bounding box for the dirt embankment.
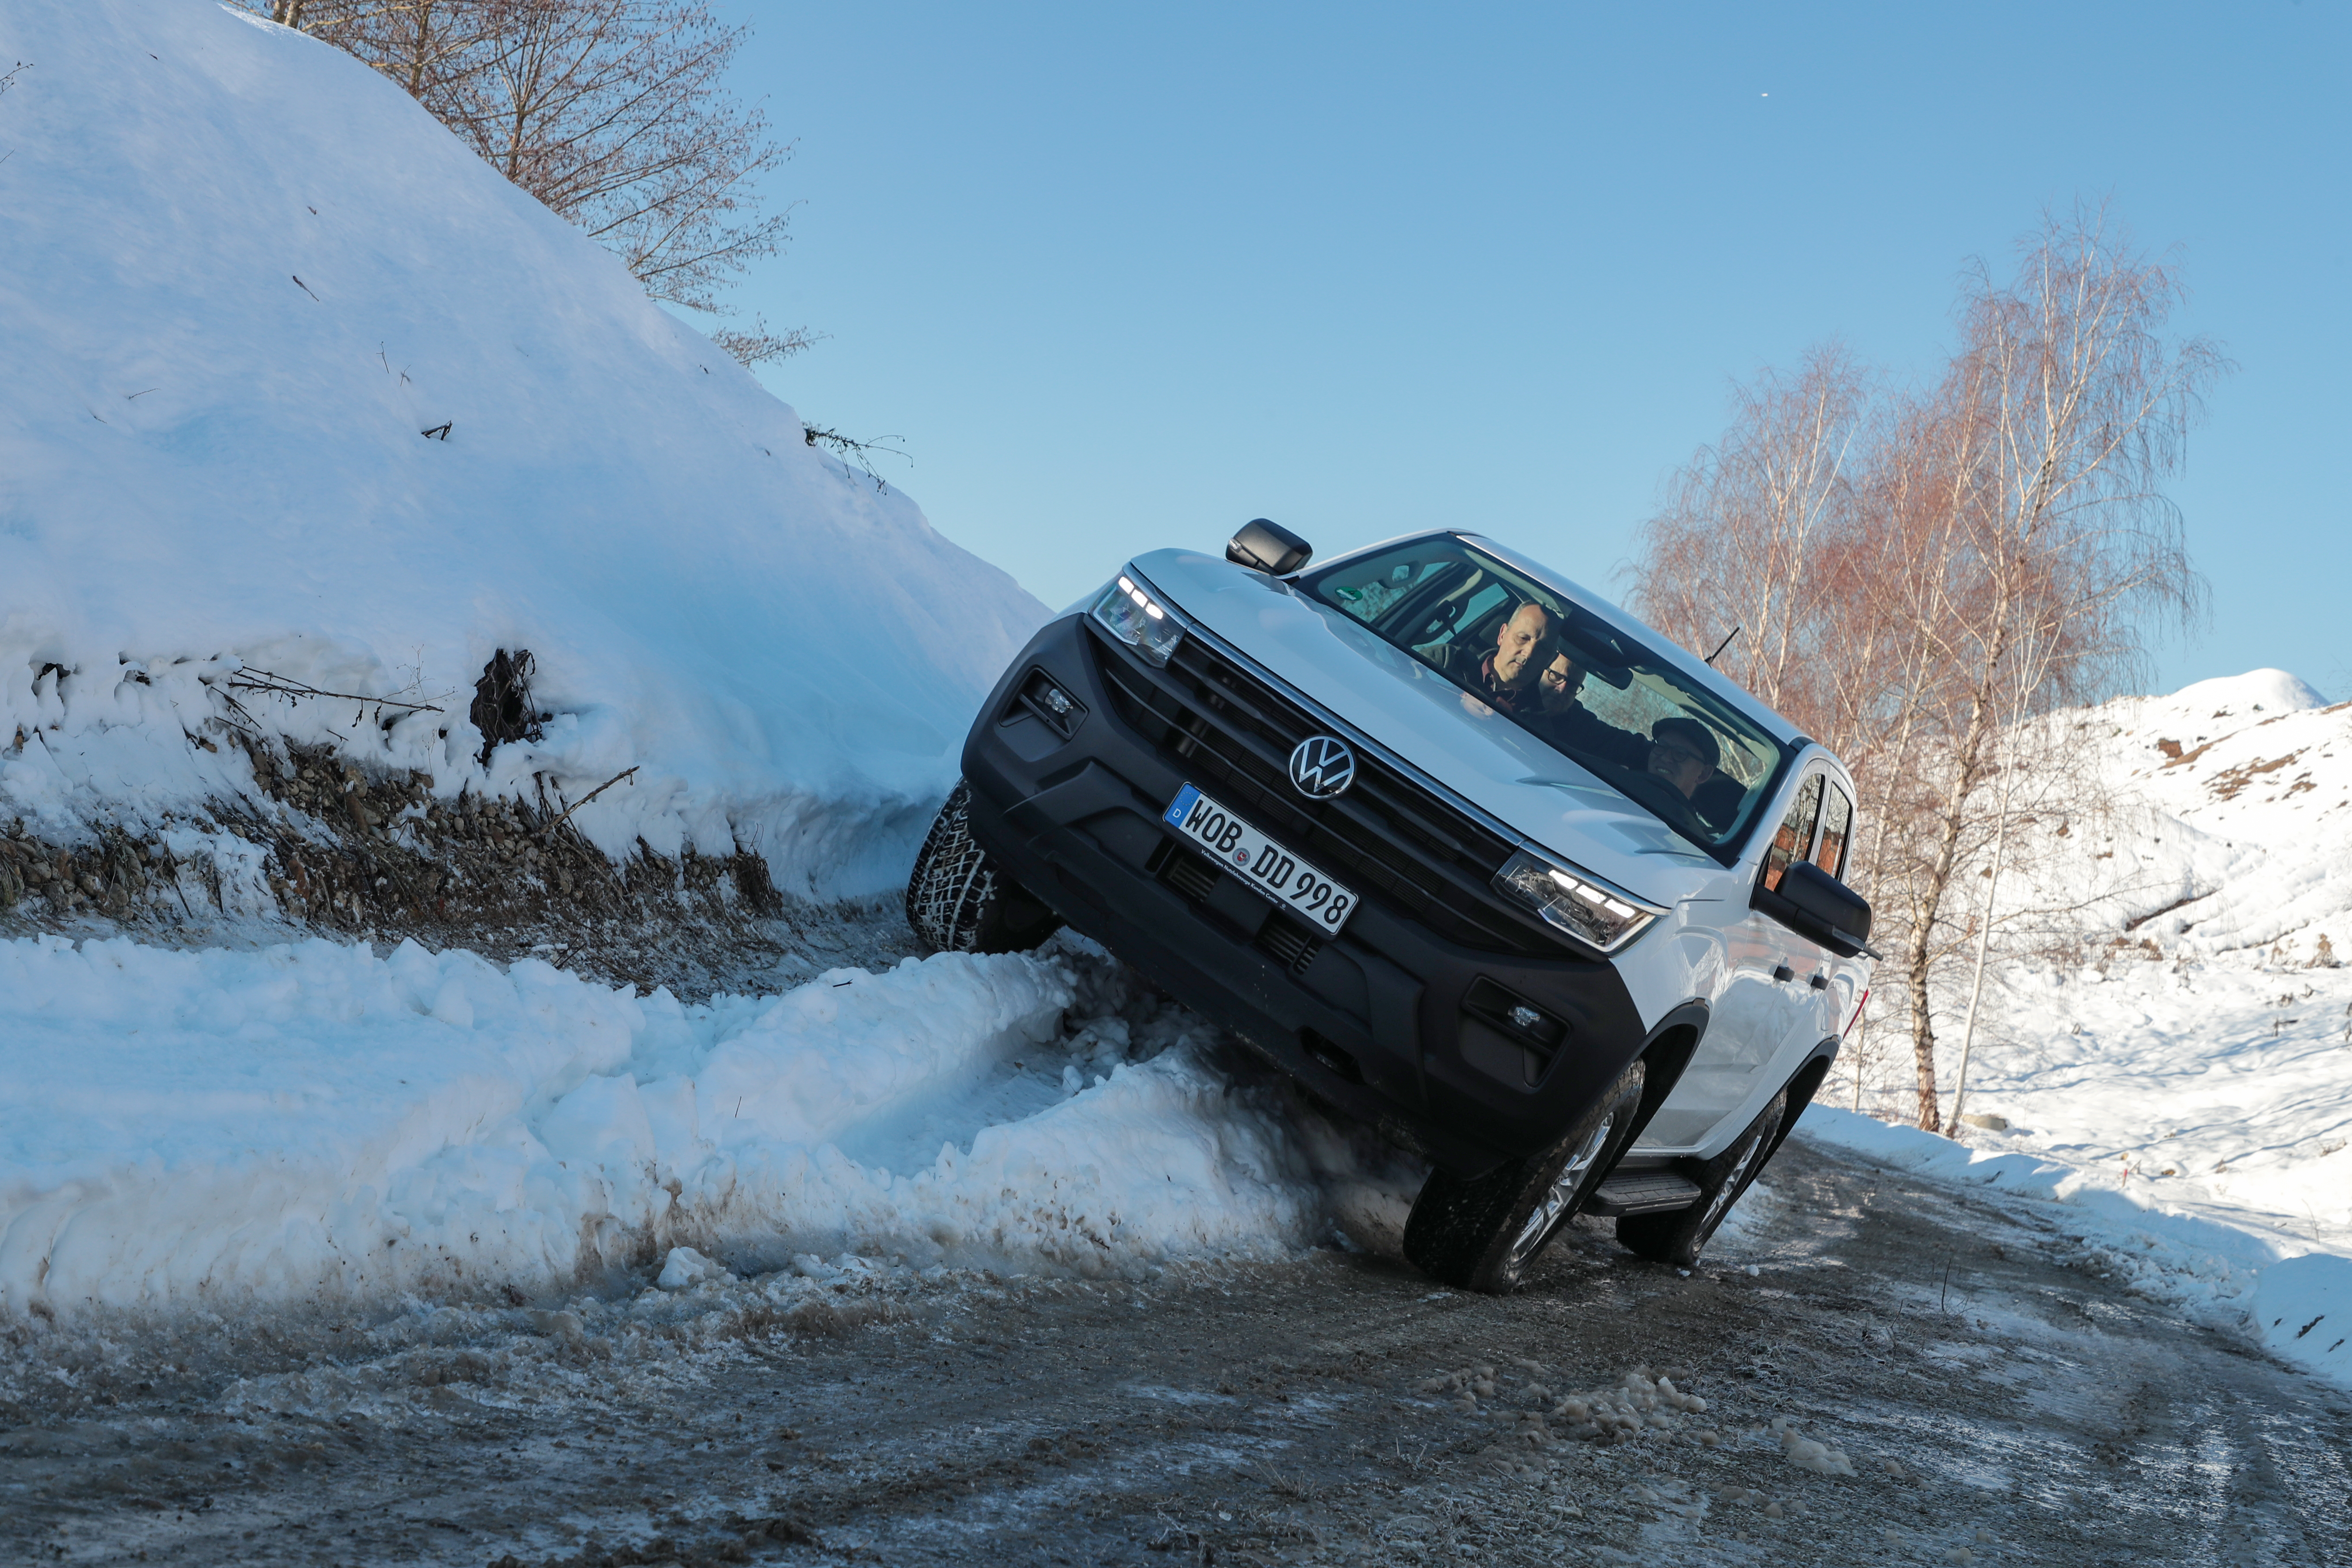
[1,730,908,999]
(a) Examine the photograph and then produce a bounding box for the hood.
[1133,549,1734,906]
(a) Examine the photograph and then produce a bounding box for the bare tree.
[1885,206,2215,1130]
[244,0,808,367]
[1633,343,1876,730]
[1631,203,2218,1132]
[263,2,499,96]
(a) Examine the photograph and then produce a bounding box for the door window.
[1814,782,1853,880]
[1760,772,1822,892]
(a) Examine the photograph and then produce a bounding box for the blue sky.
[720,2,2350,698]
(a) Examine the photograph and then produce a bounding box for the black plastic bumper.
[961,613,1657,1177]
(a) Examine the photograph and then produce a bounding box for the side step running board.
[1586,1170,1702,1217]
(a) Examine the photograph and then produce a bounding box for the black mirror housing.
[1226,518,1312,575]
[1753,860,1874,959]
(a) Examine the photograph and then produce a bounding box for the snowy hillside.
[0,0,1044,898]
[1822,670,2352,1389]
[2055,668,2349,960]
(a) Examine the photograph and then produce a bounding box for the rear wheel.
[1616,1090,1786,1268]
[1402,1057,1646,1294]
[904,781,1063,955]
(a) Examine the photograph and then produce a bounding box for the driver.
[1645,716,1720,800]
[1414,602,1553,717]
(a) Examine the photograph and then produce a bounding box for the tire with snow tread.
[904,780,1062,955]
[1402,1057,1646,1295]
[1616,1090,1786,1269]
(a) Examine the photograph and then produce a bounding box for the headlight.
[1089,570,1187,667]
[1493,848,1659,953]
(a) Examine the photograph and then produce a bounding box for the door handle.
[1772,964,1795,983]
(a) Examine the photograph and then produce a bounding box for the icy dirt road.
[7,1139,2347,1568]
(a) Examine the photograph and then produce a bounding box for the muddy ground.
[6,1135,2346,1568]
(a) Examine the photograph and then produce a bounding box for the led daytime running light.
[1497,849,1656,952]
[1090,569,1188,667]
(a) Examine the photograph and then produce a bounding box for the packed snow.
[0,0,1044,899]
[0,932,1385,1319]
[1810,669,2352,1390]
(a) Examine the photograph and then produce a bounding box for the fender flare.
[1762,1037,1842,1167]
[1625,1000,1711,1146]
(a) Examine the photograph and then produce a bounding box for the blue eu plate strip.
[1164,784,1200,827]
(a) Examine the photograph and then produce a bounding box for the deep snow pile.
[0,934,1382,1319]
[1812,670,2352,1390]
[0,0,1043,898]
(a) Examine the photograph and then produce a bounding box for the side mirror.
[1226,518,1312,575]
[1754,861,1875,959]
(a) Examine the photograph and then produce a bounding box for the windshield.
[1301,535,1794,858]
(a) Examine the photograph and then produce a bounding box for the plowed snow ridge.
[0,936,1354,1317]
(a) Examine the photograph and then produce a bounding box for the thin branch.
[225,668,445,714]
[538,765,638,839]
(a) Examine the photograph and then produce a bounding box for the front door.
[1640,771,1827,1151]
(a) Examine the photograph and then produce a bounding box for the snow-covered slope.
[2040,668,2349,960]
[1816,670,2352,1390]
[0,0,1044,897]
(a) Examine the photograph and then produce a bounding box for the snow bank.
[0,0,1044,897]
[2252,1253,2352,1387]
[0,933,1343,1319]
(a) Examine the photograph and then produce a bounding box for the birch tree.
[1630,204,2218,1131]
[1885,206,2214,1129]
[1632,343,1875,726]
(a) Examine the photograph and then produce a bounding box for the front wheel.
[1616,1090,1786,1268]
[905,781,1063,954]
[1402,1057,1646,1294]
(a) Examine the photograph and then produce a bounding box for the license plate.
[1162,783,1358,934]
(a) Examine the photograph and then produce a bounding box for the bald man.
[1414,602,1554,717]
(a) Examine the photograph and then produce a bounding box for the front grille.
[1157,843,1222,904]
[1256,913,1324,974]
[1093,626,1561,957]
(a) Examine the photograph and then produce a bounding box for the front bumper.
[961,612,1656,1176]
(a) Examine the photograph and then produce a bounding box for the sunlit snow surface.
[0,934,1404,1318]
[1803,669,2352,1390]
[0,0,1044,898]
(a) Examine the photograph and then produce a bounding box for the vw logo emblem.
[1288,735,1357,799]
